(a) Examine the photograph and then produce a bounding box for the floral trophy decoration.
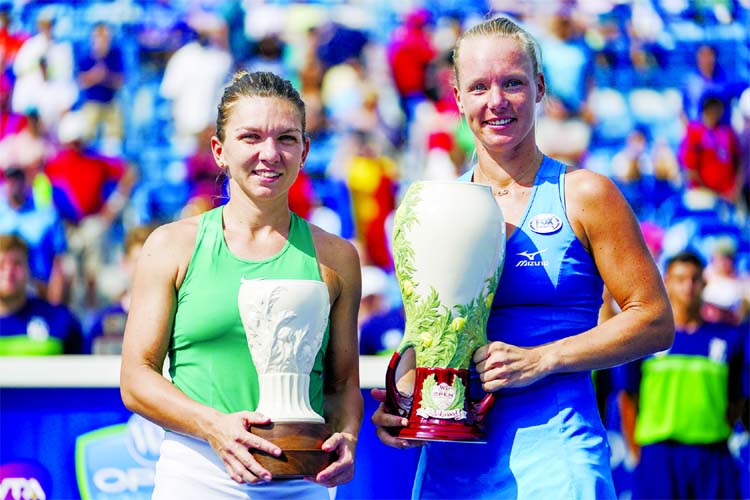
[238,278,333,477]
[385,181,505,442]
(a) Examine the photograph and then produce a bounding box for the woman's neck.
[223,196,291,235]
[473,146,543,189]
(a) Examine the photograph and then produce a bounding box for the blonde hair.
[453,17,543,87]
[215,70,306,142]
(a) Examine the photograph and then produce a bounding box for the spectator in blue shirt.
[76,22,124,154]
[0,233,82,355]
[0,165,67,303]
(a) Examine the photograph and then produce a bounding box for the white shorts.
[153,433,335,500]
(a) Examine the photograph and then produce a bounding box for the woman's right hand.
[370,388,425,449]
[206,410,282,484]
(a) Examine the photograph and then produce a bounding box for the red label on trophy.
[386,181,506,443]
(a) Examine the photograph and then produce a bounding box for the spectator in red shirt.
[45,111,135,223]
[678,95,740,201]
[386,8,436,127]
[44,111,136,307]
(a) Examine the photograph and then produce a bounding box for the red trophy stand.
[385,349,495,443]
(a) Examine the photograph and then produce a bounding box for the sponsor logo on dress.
[515,249,549,267]
[529,213,562,234]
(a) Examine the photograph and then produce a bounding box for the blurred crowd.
[0,0,748,360]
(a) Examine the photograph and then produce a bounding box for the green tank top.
[170,207,329,415]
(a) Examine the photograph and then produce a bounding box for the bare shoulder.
[564,167,621,204]
[564,166,635,251]
[308,223,361,302]
[139,215,201,282]
[309,223,360,273]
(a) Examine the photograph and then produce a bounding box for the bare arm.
[120,221,281,484]
[475,170,674,390]
[551,169,674,367]
[313,229,364,486]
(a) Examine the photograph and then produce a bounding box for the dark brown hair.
[215,70,306,142]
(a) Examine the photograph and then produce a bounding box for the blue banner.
[76,414,163,500]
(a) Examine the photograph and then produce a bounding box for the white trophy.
[238,278,333,478]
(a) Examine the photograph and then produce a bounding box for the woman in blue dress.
[372,16,675,500]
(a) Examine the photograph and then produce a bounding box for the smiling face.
[212,95,309,204]
[453,35,545,158]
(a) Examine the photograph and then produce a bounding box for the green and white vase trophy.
[238,278,334,477]
[386,181,506,442]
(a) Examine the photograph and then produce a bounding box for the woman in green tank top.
[120,71,363,497]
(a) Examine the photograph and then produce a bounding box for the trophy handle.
[471,392,496,424]
[468,350,496,424]
[384,346,413,417]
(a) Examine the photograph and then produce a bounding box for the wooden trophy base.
[250,421,334,479]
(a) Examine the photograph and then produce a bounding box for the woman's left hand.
[473,341,550,392]
[310,431,357,487]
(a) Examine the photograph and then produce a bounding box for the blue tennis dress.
[412,156,616,499]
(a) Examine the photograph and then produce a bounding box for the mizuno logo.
[517,249,547,261]
[515,248,549,267]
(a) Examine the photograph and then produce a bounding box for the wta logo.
[0,462,52,500]
[76,414,164,500]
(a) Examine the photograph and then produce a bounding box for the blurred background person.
[337,129,397,270]
[678,95,741,203]
[159,10,231,155]
[618,251,747,499]
[87,224,153,355]
[10,7,77,133]
[386,7,436,134]
[0,1,27,78]
[44,110,136,309]
[0,233,82,355]
[680,44,735,124]
[357,264,404,357]
[702,236,750,327]
[76,22,124,155]
[0,165,66,303]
